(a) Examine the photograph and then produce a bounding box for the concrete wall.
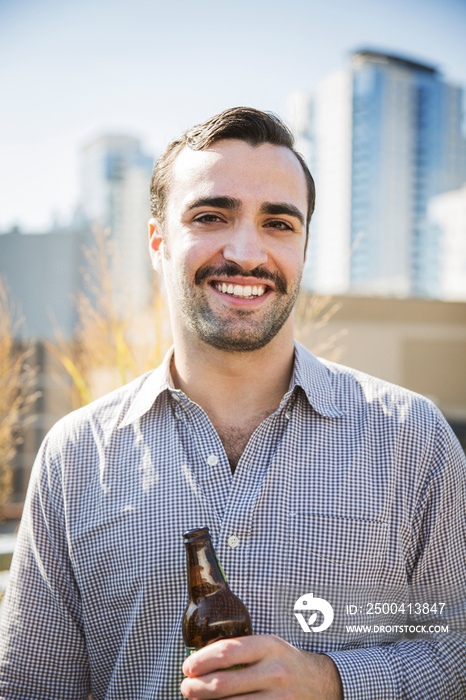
[0,228,92,340]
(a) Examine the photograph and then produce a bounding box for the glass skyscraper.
[304,50,466,298]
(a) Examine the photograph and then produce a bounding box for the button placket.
[179,402,234,523]
[218,409,290,569]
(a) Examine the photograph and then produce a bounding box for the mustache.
[195,263,287,294]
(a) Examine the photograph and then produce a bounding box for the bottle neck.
[185,537,228,600]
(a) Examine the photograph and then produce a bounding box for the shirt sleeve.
[0,432,91,699]
[325,410,466,699]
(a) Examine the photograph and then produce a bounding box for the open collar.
[118,341,345,429]
[290,341,345,418]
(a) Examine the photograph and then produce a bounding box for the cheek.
[183,238,225,276]
[271,245,305,279]
[163,247,210,291]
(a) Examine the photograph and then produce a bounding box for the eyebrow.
[186,196,305,226]
[259,202,305,226]
[186,196,242,211]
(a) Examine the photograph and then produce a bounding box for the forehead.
[165,139,308,215]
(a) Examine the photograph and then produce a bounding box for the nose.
[222,223,268,271]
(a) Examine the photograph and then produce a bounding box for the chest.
[214,412,272,470]
[215,424,254,470]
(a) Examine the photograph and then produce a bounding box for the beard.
[175,262,302,352]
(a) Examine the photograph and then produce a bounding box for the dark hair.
[150,107,315,238]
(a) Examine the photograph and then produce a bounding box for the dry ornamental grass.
[0,278,39,518]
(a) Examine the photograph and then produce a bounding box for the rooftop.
[352,49,438,75]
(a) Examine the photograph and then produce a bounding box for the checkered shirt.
[0,342,465,699]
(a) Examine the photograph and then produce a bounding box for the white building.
[429,184,466,301]
[78,134,155,309]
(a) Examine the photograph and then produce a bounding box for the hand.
[181,634,343,699]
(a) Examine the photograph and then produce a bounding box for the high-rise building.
[428,183,466,301]
[286,91,313,167]
[303,50,466,298]
[78,134,155,308]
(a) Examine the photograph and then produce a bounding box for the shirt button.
[228,535,239,549]
[171,392,181,402]
[285,410,292,420]
[175,411,180,420]
[207,454,219,467]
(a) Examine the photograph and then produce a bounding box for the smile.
[212,282,267,299]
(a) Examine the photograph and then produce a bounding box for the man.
[0,107,464,699]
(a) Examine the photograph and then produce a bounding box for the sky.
[1,0,466,232]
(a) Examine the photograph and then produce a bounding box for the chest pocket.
[287,512,388,588]
[273,513,389,653]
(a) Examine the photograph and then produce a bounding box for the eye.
[193,213,225,224]
[264,219,295,231]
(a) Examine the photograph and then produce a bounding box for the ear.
[148,217,164,273]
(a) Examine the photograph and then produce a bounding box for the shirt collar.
[118,341,345,429]
[117,346,176,429]
[290,341,346,418]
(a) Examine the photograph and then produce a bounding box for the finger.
[183,636,265,677]
[181,664,263,700]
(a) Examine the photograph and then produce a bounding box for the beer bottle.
[182,526,253,654]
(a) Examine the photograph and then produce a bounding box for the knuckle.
[268,659,292,687]
[218,637,240,659]
[210,674,227,695]
[220,638,236,652]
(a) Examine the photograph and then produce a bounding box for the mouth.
[210,281,269,300]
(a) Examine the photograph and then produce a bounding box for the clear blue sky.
[1,0,465,231]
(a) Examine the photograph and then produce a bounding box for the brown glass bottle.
[182,527,253,653]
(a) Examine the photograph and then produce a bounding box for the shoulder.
[324,355,438,418]
[310,358,466,488]
[44,367,166,456]
[317,355,465,469]
[296,341,445,435]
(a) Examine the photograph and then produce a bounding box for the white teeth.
[214,282,267,298]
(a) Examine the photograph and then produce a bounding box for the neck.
[170,327,295,420]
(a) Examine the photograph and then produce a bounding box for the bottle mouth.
[183,526,210,543]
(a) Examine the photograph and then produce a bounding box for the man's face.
[152,139,308,352]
